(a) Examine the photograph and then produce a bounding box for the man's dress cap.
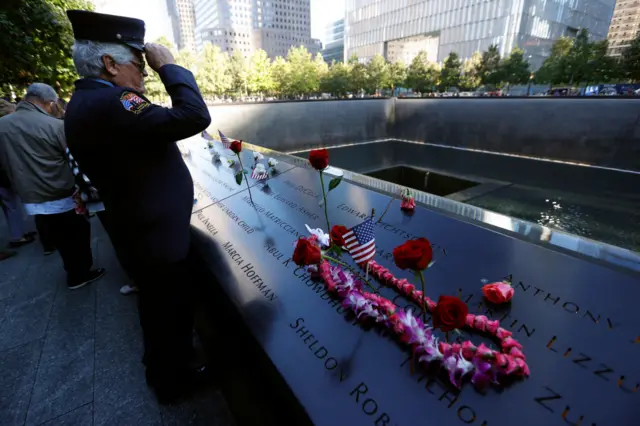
[67,10,145,52]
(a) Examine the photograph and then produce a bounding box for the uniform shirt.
[64,64,211,265]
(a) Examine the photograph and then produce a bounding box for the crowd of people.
[0,10,212,404]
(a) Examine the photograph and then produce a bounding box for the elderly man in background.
[0,83,105,288]
[0,99,36,255]
[65,11,212,404]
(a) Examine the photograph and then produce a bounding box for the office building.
[607,0,640,57]
[193,0,321,58]
[168,0,197,52]
[322,18,344,63]
[345,0,615,69]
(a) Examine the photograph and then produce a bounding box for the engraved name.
[222,241,276,301]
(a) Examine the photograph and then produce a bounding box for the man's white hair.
[72,40,135,78]
[25,83,58,103]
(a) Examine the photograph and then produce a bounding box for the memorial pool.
[292,140,640,253]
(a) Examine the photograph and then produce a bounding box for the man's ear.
[102,55,118,76]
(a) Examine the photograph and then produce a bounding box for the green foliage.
[285,46,320,96]
[227,51,248,95]
[366,54,388,94]
[621,34,640,82]
[477,44,501,87]
[270,56,290,96]
[247,49,274,95]
[347,54,368,94]
[320,61,350,97]
[0,0,94,97]
[500,48,530,89]
[406,51,438,94]
[386,61,407,91]
[196,43,231,98]
[235,171,243,185]
[459,52,482,91]
[439,52,462,91]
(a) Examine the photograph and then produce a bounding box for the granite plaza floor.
[0,216,235,426]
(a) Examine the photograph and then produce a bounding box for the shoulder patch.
[119,91,149,114]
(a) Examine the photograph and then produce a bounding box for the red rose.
[330,225,348,247]
[230,140,242,154]
[432,295,469,332]
[292,238,322,266]
[392,238,433,271]
[482,281,514,304]
[308,149,329,170]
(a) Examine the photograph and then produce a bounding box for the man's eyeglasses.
[130,58,146,73]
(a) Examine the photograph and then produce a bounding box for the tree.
[175,49,197,71]
[196,43,231,98]
[320,60,350,97]
[405,51,438,94]
[247,49,274,96]
[271,56,290,97]
[286,46,319,96]
[535,37,573,84]
[439,52,462,91]
[459,52,482,91]
[591,40,619,83]
[0,0,95,97]
[566,29,592,87]
[347,54,368,94]
[499,48,530,89]
[314,53,329,90]
[366,54,388,94]
[227,50,248,96]
[477,44,502,87]
[621,33,640,82]
[386,61,407,93]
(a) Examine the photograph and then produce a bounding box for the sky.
[92,0,175,44]
[93,0,344,46]
[310,0,345,43]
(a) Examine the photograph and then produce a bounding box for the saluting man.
[64,10,212,403]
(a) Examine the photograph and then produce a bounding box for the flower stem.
[419,270,427,324]
[237,154,254,205]
[377,195,395,224]
[323,255,378,294]
[319,171,331,232]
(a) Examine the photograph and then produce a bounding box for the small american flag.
[343,217,376,264]
[218,130,231,149]
[251,168,269,181]
[201,130,214,141]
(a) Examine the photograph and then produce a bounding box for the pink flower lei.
[299,232,530,390]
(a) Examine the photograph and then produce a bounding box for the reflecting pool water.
[467,186,640,252]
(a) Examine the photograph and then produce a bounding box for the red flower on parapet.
[230,140,242,154]
[292,238,322,266]
[432,295,469,332]
[308,148,329,170]
[330,225,348,247]
[392,238,433,271]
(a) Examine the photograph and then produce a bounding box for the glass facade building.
[345,0,615,69]
[194,0,321,58]
[322,18,345,63]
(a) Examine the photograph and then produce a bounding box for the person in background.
[65,11,211,403]
[0,99,36,250]
[0,83,105,289]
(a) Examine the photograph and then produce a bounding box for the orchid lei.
[297,229,530,390]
